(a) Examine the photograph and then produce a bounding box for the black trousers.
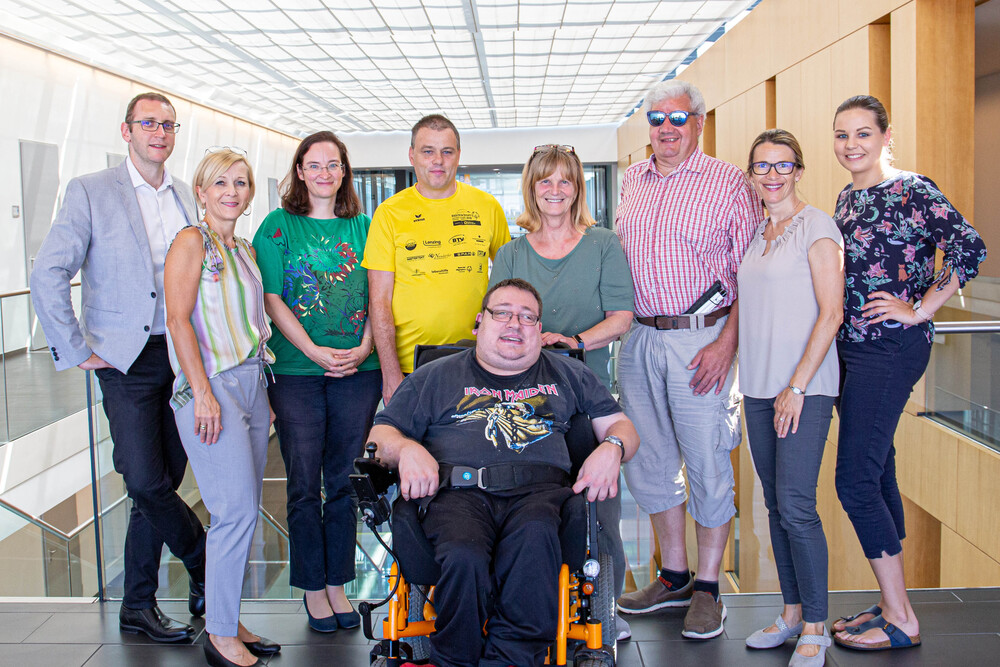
[421,484,573,667]
[96,336,206,608]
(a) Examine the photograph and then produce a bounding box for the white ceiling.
[0,0,757,136]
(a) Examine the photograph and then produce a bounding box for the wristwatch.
[788,385,805,395]
[573,334,585,349]
[912,299,932,322]
[603,435,625,460]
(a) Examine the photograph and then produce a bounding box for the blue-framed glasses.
[751,161,797,175]
[127,119,181,134]
[646,110,696,127]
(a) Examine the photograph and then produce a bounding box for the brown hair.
[410,114,461,150]
[834,95,894,162]
[516,146,596,233]
[481,278,543,314]
[280,131,361,218]
[192,149,255,215]
[124,92,175,123]
[746,128,805,176]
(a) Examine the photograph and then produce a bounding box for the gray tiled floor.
[1,589,998,666]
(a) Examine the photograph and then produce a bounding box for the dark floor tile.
[22,612,203,646]
[827,633,1000,666]
[263,642,375,665]
[908,600,1000,635]
[81,644,206,667]
[637,638,799,666]
[720,592,784,608]
[950,587,1000,602]
[246,612,374,646]
[617,609,686,641]
[719,605,789,640]
[612,640,642,667]
[0,612,52,642]
[0,643,98,667]
[827,589,959,607]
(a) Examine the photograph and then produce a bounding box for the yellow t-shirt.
[362,182,510,372]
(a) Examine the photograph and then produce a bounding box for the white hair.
[644,80,707,116]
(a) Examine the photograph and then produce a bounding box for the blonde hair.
[192,149,256,213]
[516,147,596,233]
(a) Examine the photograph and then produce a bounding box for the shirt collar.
[639,148,707,178]
[126,154,173,193]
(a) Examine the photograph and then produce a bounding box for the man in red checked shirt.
[614,80,762,641]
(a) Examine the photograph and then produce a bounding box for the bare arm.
[165,228,221,444]
[540,310,633,349]
[773,239,845,437]
[572,412,639,501]
[368,423,439,500]
[688,299,739,396]
[369,269,404,403]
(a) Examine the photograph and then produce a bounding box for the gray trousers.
[175,360,270,636]
[744,395,834,622]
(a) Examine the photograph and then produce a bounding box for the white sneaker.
[616,614,632,641]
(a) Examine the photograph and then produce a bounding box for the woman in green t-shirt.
[252,131,380,633]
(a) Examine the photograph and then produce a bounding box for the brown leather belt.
[636,306,731,330]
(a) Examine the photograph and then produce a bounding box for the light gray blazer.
[30,159,197,373]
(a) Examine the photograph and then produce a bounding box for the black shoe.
[205,634,261,667]
[188,564,206,618]
[243,635,281,656]
[120,604,195,642]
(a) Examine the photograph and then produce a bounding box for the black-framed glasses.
[646,110,696,127]
[302,161,344,174]
[205,145,248,156]
[127,119,181,134]
[533,144,575,155]
[484,307,539,326]
[751,161,797,175]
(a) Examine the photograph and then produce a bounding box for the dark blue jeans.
[836,327,931,559]
[96,336,206,608]
[745,395,834,622]
[268,370,381,590]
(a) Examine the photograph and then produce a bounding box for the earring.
[242,207,252,217]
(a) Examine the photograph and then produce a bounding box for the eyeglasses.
[302,161,344,174]
[646,110,696,127]
[533,144,575,155]
[751,161,798,175]
[127,119,181,134]
[205,145,248,156]
[484,307,539,326]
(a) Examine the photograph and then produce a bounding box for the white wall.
[0,34,302,298]
[340,124,620,169]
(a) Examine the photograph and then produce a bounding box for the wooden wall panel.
[940,525,1000,588]
[955,441,1000,558]
[894,413,959,528]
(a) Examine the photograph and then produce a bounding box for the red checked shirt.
[615,151,762,318]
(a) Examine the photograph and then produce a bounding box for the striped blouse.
[169,221,274,410]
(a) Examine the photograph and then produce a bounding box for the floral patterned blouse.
[834,171,987,343]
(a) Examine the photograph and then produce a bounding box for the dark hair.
[410,114,461,150]
[834,95,890,133]
[481,278,543,314]
[124,92,175,123]
[747,128,805,176]
[280,131,361,218]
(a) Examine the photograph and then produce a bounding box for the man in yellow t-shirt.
[363,114,510,403]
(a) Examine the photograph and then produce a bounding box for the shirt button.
[144,325,150,332]
[151,292,156,298]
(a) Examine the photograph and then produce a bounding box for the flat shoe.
[746,615,803,649]
[205,634,261,667]
[832,603,881,632]
[303,594,338,633]
[243,634,281,656]
[789,627,832,666]
[833,617,920,651]
[334,608,361,629]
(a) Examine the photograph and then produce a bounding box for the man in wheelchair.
[367,278,638,667]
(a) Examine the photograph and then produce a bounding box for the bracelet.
[912,299,932,322]
[788,385,805,395]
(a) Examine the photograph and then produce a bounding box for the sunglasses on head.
[647,110,696,127]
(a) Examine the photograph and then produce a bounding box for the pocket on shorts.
[715,391,742,453]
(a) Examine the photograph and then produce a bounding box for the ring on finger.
[199,424,207,430]
[778,417,786,422]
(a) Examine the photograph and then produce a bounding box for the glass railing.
[923,319,1000,451]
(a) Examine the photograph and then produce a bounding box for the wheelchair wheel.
[595,550,617,649]
[406,583,432,661]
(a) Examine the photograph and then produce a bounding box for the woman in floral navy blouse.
[830,95,986,652]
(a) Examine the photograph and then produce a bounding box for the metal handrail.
[0,491,129,542]
[934,320,1000,334]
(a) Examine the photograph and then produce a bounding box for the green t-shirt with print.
[253,208,379,375]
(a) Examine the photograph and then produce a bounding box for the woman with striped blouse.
[165,148,279,667]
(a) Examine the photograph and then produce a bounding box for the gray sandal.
[788,626,832,667]
[746,614,804,649]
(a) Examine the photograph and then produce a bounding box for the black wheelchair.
[350,344,618,667]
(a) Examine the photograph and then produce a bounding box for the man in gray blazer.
[30,92,207,643]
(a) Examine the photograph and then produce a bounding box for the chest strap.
[440,463,569,492]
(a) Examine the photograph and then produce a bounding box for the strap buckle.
[450,465,486,489]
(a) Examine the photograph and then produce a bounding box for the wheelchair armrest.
[350,452,399,529]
